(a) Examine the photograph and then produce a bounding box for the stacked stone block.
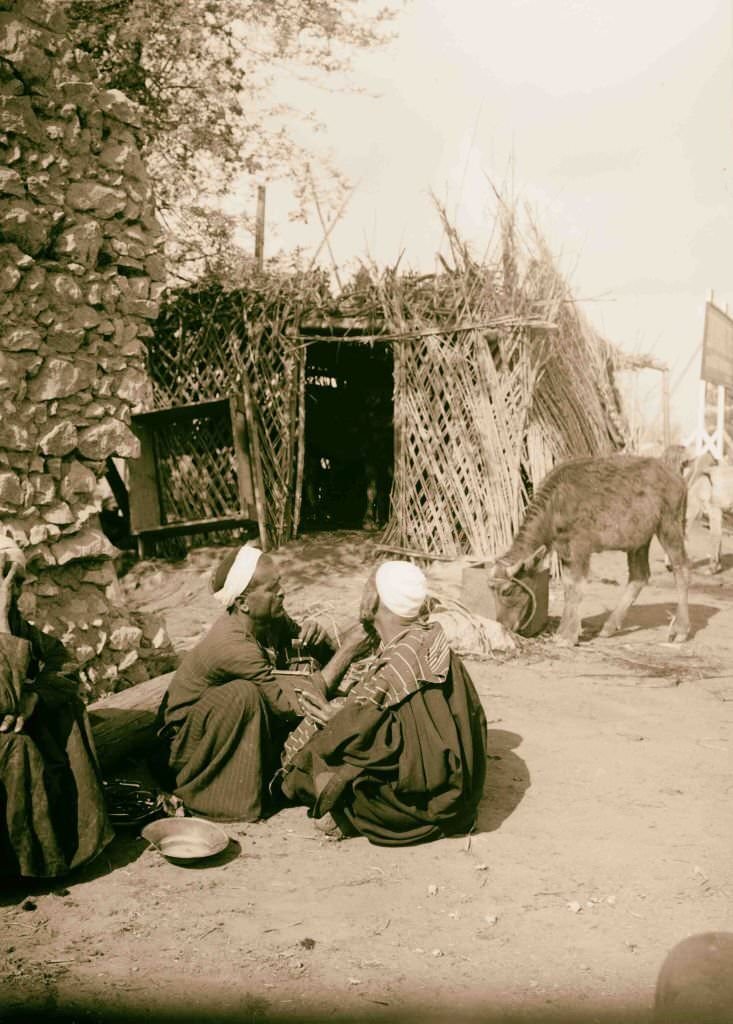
[0,0,177,697]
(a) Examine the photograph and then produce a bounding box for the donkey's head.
[487,545,547,634]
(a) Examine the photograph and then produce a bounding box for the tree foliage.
[65,0,399,278]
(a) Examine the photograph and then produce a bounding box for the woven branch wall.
[154,409,241,524]
[147,326,244,409]
[148,281,326,548]
[386,326,543,558]
[241,325,301,547]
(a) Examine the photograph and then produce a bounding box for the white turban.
[212,545,262,608]
[0,535,26,575]
[375,561,428,619]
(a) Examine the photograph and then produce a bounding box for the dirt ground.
[1,522,731,1024]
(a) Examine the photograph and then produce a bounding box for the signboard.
[701,301,733,388]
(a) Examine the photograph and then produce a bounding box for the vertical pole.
[696,379,707,455]
[716,384,725,460]
[661,367,671,450]
[240,373,269,551]
[292,348,307,539]
[255,185,266,271]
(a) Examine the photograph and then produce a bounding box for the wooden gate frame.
[128,395,259,557]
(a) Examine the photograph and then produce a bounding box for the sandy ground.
[1,522,732,1024]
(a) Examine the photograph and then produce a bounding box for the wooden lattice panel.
[242,326,301,547]
[148,330,244,409]
[154,408,240,524]
[387,329,541,558]
[146,306,303,547]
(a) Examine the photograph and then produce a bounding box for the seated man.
[0,536,114,878]
[157,545,370,821]
[279,561,488,846]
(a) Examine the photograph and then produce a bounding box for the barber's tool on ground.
[141,817,230,864]
[273,640,324,713]
[103,779,166,829]
[286,638,321,673]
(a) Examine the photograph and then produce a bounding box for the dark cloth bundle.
[0,617,113,879]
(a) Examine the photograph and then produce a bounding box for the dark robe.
[280,622,488,847]
[0,612,114,879]
[158,610,329,821]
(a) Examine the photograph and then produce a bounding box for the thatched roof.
[148,202,631,556]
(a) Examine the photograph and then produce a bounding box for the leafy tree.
[65,0,399,279]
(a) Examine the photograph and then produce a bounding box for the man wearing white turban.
[279,561,488,846]
[156,545,371,821]
[0,536,113,877]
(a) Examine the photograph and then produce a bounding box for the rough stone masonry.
[0,0,177,698]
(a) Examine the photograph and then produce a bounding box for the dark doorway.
[301,341,394,531]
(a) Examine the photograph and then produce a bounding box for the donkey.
[487,455,690,646]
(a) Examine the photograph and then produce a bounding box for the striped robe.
[279,621,487,847]
[158,611,330,821]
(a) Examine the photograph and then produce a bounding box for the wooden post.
[229,393,257,520]
[292,350,307,538]
[255,186,266,271]
[696,379,707,455]
[716,383,726,459]
[661,367,671,449]
[128,418,163,558]
[240,374,269,551]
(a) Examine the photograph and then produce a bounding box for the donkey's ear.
[503,545,547,579]
[526,544,547,570]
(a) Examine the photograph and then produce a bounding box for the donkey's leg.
[657,521,690,642]
[555,555,589,647]
[707,505,723,574]
[600,543,650,637]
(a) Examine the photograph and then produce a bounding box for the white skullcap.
[212,545,262,608]
[0,535,26,574]
[375,561,428,619]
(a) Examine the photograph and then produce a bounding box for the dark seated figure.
[156,545,370,821]
[279,561,488,846]
[0,537,113,879]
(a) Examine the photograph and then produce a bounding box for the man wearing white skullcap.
[374,560,427,619]
[211,544,262,609]
[280,560,488,846]
[157,544,372,821]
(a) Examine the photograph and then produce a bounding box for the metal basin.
[141,817,230,864]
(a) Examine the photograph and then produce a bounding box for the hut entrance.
[301,341,394,531]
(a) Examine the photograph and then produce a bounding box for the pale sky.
[225,0,733,441]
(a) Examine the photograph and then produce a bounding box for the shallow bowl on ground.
[141,817,230,864]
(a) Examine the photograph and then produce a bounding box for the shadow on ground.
[0,830,149,908]
[475,729,530,834]
[689,551,733,574]
[581,601,721,641]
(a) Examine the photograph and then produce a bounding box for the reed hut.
[136,207,630,559]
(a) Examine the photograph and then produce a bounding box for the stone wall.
[0,0,177,698]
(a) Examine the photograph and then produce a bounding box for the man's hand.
[338,622,374,660]
[0,689,37,734]
[297,689,338,727]
[297,617,330,648]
